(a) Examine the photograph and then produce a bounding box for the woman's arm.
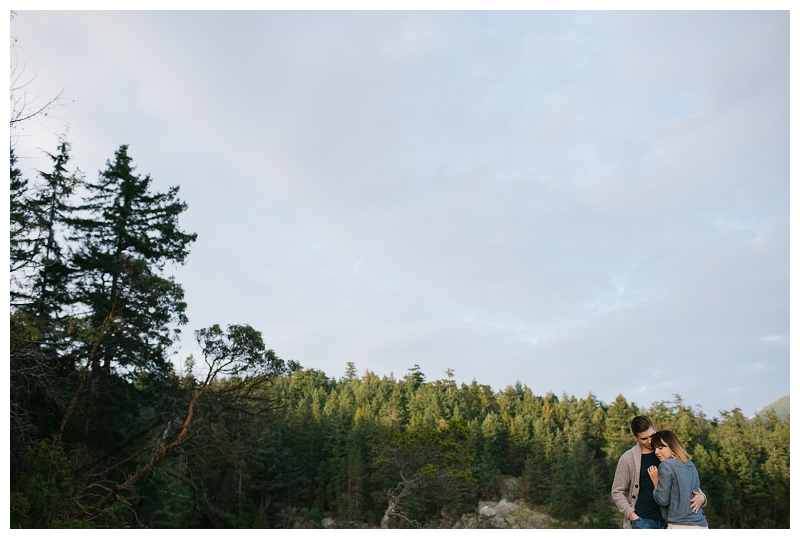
[652,464,672,506]
[647,465,659,490]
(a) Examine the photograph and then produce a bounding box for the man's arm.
[610,456,636,521]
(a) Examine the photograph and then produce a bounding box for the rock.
[488,517,506,528]
[500,476,523,501]
[527,514,555,529]
[453,514,482,529]
[321,517,335,528]
[479,506,498,517]
[494,499,520,515]
[514,499,531,510]
[456,490,560,529]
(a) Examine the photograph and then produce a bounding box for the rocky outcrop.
[451,498,556,529]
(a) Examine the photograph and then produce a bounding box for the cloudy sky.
[10,10,789,417]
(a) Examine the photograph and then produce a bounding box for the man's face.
[635,428,655,451]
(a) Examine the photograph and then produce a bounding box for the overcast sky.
[10,10,789,417]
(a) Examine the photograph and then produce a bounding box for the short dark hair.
[630,415,655,436]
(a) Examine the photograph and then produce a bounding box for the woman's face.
[654,444,673,461]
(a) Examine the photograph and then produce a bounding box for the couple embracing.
[611,415,710,529]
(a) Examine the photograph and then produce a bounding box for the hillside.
[757,395,789,420]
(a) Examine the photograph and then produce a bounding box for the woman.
[647,430,709,529]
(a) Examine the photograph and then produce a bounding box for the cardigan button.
[632,495,636,499]
[635,484,638,488]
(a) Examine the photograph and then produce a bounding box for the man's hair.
[652,430,691,463]
[630,415,655,436]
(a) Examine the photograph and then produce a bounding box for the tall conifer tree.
[68,144,196,377]
[30,139,80,323]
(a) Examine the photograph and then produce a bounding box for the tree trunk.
[381,485,413,529]
[380,496,398,529]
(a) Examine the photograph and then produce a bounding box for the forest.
[9,135,790,528]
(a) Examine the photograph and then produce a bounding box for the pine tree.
[344,362,358,380]
[405,364,425,390]
[29,139,81,323]
[522,434,551,504]
[67,144,196,378]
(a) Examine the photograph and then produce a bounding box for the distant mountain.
[757,395,789,420]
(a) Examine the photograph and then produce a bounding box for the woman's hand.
[647,465,659,489]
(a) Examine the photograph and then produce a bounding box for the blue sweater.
[652,458,709,526]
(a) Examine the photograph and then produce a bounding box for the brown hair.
[630,415,655,436]
[651,430,691,463]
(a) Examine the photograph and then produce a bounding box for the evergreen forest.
[9,137,790,528]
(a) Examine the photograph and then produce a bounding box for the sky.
[9,9,790,417]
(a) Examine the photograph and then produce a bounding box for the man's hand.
[690,490,705,513]
[629,512,639,521]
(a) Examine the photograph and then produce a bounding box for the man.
[611,416,707,529]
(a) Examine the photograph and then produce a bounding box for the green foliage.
[173,370,788,529]
[11,438,85,528]
[581,498,620,529]
[10,147,40,280]
[376,420,475,485]
[375,420,476,528]
[30,138,81,320]
[10,437,127,528]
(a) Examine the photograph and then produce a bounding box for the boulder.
[527,514,555,529]
[478,506,498,517]
[494,499,520,515]
[500,476,523,501]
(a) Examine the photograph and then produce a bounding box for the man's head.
[630,415,656,452]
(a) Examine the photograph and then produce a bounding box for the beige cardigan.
[611,444,707,529]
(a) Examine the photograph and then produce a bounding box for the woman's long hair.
[651,430,691,463]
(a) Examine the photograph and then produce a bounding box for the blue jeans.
[631,517,667,529]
